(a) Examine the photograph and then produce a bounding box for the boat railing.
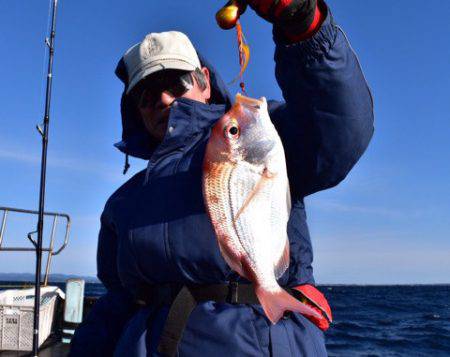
[0,206,71,286]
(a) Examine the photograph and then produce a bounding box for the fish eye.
[229,126,239,136]
[224,119,240,139]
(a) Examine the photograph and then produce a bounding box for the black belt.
[137,282,263,356]
[135,283,182,307]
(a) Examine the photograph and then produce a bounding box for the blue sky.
[0,0,449,284]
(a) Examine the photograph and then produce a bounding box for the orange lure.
[216,0,250,93]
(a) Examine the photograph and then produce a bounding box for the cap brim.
[126,60,197,94]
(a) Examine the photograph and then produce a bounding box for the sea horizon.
[0,273,449,286]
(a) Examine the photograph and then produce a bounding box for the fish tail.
[255,285,322,324]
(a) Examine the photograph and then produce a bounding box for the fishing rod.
[31,0,59,355]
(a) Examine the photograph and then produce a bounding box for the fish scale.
[229,163,274,276]
[204,162,247,275]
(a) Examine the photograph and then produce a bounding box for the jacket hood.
[114,52,233,160]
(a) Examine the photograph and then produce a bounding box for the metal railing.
[0,206,71,286]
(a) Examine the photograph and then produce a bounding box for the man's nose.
[160,91,176,106]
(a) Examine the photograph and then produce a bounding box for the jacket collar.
[149,98,226,159]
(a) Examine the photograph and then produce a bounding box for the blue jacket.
[71,6,374,356]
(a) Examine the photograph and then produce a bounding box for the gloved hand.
[246,0,318,36]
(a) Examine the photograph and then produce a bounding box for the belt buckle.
[228,281,239,304]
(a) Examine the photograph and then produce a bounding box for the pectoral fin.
[233,168,273,223]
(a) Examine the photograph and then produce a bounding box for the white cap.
[123,31,201,94]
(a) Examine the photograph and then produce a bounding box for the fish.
[202,93,321,324]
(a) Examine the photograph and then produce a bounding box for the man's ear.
[201,67,211,102]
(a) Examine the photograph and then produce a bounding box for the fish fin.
[274,239,290,279]
[217,235,249,280]
[232,172,268,223]
[233,168,274,223]
[255,286,322,325]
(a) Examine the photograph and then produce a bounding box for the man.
[71,0,374,355]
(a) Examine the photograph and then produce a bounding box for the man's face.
[135,67,211,142]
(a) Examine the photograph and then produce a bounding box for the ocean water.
[323,285,450,356]
[1,283,449,356]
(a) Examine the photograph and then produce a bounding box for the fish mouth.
[242,139,275,165]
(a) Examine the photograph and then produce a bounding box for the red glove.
[247,0,324,41]
[292,284,332,331]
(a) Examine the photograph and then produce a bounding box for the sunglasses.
[136,70,194,108]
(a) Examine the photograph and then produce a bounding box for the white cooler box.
[0,286,65,351]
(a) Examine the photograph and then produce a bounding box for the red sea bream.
[203,94,320,324]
